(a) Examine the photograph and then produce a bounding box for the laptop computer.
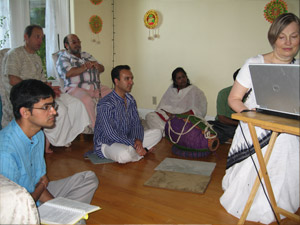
[249,64,300,120]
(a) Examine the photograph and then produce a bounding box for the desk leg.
[237,124,280,225]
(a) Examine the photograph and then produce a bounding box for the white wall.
[72,0,300,117]
[71,0,114,88]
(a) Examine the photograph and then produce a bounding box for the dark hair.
[268,13,300,47]
[111,65,131,85]
[63,35,69,50]
[171,67,191,88]
[24,24,43,38]
[10,79,55,120]
[233,68,240,81]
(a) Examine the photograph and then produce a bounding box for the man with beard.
[56,34,109,128]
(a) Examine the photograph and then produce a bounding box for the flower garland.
[264,0,288,23]
[89,15,103,34]
[144,9,159,29]
[90,0,102,5]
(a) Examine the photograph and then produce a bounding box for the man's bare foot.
[45,148,53,154]
[45,137,53,153]
[148,147,156,153]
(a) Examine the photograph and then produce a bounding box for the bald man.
[56,34,110,128]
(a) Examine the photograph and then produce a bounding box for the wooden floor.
[45,134,299,225]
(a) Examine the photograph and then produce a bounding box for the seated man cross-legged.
[92,65,162,164]
[0,79,99,224]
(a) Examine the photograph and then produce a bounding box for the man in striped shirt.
[56,34,108,128]
[93,65,162,164]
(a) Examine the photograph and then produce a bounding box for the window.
[0,16,9,48]
[4,0,70,78]
[30,0,46,27]
[29,0,47,76]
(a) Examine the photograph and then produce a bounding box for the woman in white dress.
[145,67,207,134]
[220,13,300,224]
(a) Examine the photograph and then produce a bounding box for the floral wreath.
[89,15,103,34]
[264,0,288,23]
[144,9,159,29]
[90,0,102,5]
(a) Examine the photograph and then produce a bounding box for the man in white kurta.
[1,25,90,149]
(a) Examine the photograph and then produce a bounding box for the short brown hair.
[268,13,300,48]
[24,24,43,38]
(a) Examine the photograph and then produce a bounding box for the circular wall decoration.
[264,0,288,23]
[89,15,103,34]
[90,0,102,5]
[144,9,159,29]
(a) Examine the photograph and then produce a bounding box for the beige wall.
[71,0,113,87]
[72,0,300,117]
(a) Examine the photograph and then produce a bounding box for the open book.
[38,197,101,224]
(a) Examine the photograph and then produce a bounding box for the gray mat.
[87,153,115,164]
[144,170,211,194]
[154,157,216,176]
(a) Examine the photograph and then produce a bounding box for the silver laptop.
[249,64,300,120]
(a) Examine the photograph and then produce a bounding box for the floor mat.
[85,151,115,164]
[154,157,216,176]
[144,157,216,194]
[144,170,211,194]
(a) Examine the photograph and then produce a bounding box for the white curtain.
[8,0,30,48]
[0,0,10,48]
[45,0,70,78]
[0,0,30,49]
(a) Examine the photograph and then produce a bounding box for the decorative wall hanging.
[90,0,103,5]
[264,0,288,23]
[89,15,103,44]
[144,9,160,40]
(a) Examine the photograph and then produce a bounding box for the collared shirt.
[0,120,46,195]
[56,50,101,90]
[94,90,144,158]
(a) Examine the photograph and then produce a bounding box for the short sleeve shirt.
[56,50,101,90]
[2,46,46,94]
[216,86,235,120]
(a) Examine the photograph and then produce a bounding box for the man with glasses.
[0,79,98,223]
[1,25,90,153]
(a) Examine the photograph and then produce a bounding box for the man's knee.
[83,171,99,190]
[55,100,68,118]
[81,95,95,108]
[115,148,141,164]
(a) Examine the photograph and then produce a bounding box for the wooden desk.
[231,112,300,225]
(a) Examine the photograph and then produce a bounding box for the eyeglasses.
[31,102,58,112]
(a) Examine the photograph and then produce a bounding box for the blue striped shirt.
[0,120,46,195]
[94,90,144,158]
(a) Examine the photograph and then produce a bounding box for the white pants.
[44,93,91,146]
[145,112,166,135]
[102,129,162,164]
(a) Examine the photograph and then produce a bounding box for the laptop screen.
[249,64,300,119]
